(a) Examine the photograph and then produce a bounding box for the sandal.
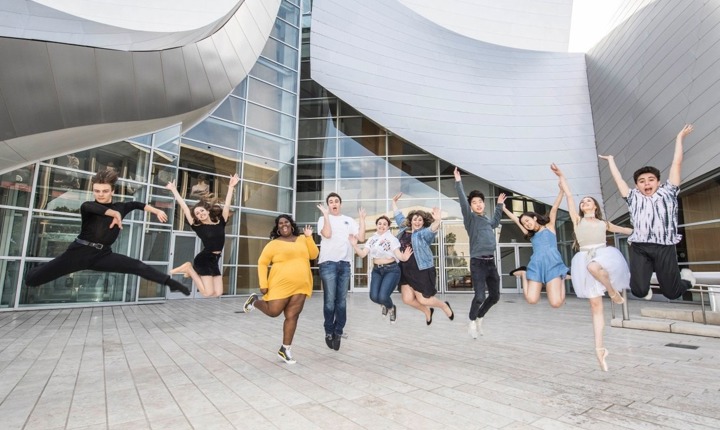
[509,266,527,277]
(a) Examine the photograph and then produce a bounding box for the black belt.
[75,238,105,250]
[375,262,398,268]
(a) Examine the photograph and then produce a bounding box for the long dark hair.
[270,214,300,239]
[190,197,223,225]
[518,211,550,239]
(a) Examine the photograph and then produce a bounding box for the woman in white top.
[350,215,412,323]
[553,164,632,371]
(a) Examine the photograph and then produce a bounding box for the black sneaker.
[278,346,296,364]
[389,305,397,323]
[166,279,190,296]
[325,334,333,349]
[332,333,341,351]
[243,293,258,313]
[381,305,388,317]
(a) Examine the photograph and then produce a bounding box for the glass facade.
[2,0,718,309]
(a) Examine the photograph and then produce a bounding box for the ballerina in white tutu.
[552,164,632,372]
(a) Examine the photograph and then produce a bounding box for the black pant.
[629,243,690,300]
[468,257,500,320]
[26,243,170,287]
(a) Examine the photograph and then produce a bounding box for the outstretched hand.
[431,207,442,221]
[497,193,507,205]
[550,163,563,177]
[392,193,402,203]
[678,123,694,138]
[229,173,240,188]
[453,166,461,181]
[154,209,169,223]
[598,155,613,162]
[303,225,313,237]
[165,180,177,191]
[316,203,329,216]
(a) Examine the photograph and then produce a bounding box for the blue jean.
[369,263,400,308]
[468,257,500,320]
[320,260,351,335]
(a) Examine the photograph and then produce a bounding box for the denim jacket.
[394,210,437,270]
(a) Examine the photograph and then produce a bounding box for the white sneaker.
[476,318,484,336]
[680,268,696,287]
[468,320,478,339]
[643,288,653,300]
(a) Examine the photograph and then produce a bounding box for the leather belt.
[374,262,398,268]
[75,238,105,250]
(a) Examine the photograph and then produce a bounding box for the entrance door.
[498,243,532,293]
[168,233,200,299]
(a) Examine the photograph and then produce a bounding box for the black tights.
[26,243,170,287]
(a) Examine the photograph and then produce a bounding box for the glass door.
[499,243,532,293]
[442,221,472,294]
[168,233,200,299]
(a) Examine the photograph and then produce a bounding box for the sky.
[568,0,627,52]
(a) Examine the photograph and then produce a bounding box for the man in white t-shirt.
[317,193,365,351]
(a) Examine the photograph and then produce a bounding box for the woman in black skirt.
[166,174,239,297]
[392,193,454,325]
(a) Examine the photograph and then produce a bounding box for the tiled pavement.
[1,293,719,429]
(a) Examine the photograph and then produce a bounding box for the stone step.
[611,316,720,338]
[639,308,720,325]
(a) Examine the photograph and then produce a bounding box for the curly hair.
[519,211,550,239]
[91,168,118,186]
[190,197,223,225]
[402,210,433,229]
[270,214,300,239]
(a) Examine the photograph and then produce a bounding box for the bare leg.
[587,262,624,304]
[210,276,224,297]
[414,292,453,317]
[171,262,209,295]
[590,296,609,371]
[282,295,306,345]
[545,277,566,308]
[400,284,431,321]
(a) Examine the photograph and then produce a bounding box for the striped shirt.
[625,180,681,245]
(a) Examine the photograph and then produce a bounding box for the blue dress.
[526,228,568,284]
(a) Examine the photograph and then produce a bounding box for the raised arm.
[546,187,564,232]
[598,155,630,198]
[317,203,332,239]
[551,163,579,225]
[165,180,193,224]
[392,193,405,226]
[429,207,442,233]
[222,174,240,222]
[357,208,367,243]
[502,204,528,236]
[453,167,470,217]
[669,124,693,186]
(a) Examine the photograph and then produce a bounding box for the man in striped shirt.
[599,124,696,300]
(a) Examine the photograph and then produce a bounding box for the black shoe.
[332,333,341,351]
[389,305,397,323]
[243,293,258,313]
[445,301,454,320]
[166,279,190,296]
[509,266,527,277]
[278,345,296,364]
[426,308,434,326]
[325,334,333,349]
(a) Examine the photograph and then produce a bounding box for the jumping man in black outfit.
[25,169,190,295]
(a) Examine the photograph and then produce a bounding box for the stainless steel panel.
[132,51,167,119]
[47,43,101,127]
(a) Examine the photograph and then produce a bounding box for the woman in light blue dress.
[503,185,568,308]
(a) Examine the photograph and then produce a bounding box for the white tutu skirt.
[570,246,630,298]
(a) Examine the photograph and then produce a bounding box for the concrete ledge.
[639,308,720,325]
[611,317,720,338]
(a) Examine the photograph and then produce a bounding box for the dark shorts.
[193,250,221,276]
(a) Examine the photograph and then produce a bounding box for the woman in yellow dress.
[242,214,318,364]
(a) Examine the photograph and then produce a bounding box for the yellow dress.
[258,236,319,300]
